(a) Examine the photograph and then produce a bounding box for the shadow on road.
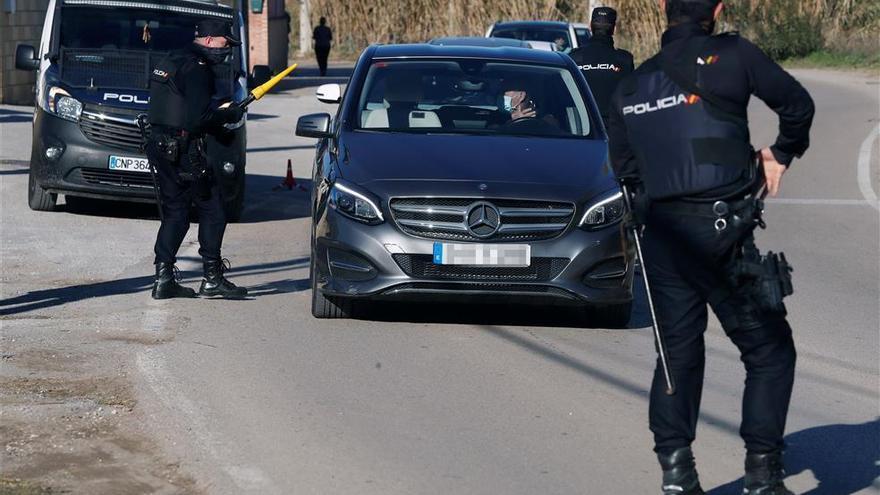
[365,301,604,328]
[707,419,880,495]
[0,159,31,175]
[52,174,311,224]
[0,108,32,123]
[246,112,279,122]
[0,258,310,316]
[246,144,316,154]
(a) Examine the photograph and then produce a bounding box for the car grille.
[393,254,569,281]
[80,108,145,152]
[389,198,575,242]
[79,168,155,189]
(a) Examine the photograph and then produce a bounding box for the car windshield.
[59,7,203,51]
[491,26,571,51]
[355,59,592,138]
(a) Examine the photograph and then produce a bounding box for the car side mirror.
[15,44,39,71]
[249,64,272,89]
[296,113,332,138]
[316,83,342,104]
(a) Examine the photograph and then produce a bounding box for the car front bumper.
[313,207,634,307]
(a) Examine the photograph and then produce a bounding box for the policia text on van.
[15,0,249,221]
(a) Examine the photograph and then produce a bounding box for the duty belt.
[150,126,190,138]
[652,197,762,233]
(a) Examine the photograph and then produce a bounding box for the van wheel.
[310,256,355,319]
[586,302,632,329]
[28,158,57,211]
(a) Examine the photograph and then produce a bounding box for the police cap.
[591,7,618,26]
[195,19,241,46]
[665,0,722,21]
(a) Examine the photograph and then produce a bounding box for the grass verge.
[782,50,880,71]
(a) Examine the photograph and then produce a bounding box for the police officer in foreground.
[568,7,634,122]
[147,20,248,300]
[606,0,814,493]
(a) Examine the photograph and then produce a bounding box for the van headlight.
[329,182,384,224]
[579,191,624,229]
[47,87,82,122]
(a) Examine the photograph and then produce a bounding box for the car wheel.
[586,302,632,329]
[310,255,356,319]
[28,153,57,212]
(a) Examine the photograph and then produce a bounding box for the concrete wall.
[0,0,49,104]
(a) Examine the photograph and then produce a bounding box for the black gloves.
[218,104,244,124]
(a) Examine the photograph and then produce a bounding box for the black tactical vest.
[148,53,190,130]
[617,38,753,200]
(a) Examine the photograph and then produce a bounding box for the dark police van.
[15,0,249,220]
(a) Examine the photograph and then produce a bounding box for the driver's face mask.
[503,95,514,112]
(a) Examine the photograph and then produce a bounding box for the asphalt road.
[1,67,878,494]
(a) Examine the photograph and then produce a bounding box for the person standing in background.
[313,17,332,77]
[568,7,634,123]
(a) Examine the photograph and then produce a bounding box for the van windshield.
[56,7,237,92]
[59,7,202,51]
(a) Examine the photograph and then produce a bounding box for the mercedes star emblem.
[466,202,501,238]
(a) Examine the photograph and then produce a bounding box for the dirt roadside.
[0,307,201,494]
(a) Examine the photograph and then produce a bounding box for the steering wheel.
[503,116,558,133]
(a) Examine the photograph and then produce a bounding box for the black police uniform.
[607,21,814,494]
[569,33,633,121]
[146,20,246,299]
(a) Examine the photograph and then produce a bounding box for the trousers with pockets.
[147,139,227,265]
[641,205,796,455]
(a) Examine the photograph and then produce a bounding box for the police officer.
[568,7,634,122]
[606,0,814,493]
[147,19,248,300]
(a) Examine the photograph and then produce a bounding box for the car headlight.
[47,87,82,122]
[329,182,384,224]
[579,191,625,229]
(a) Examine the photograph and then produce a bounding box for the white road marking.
[137,243,275,493]
[856,123,880,211]
[136,348,274,492]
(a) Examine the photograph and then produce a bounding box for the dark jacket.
[569,35,634,119]
[149,44,236,135]
[608,23,815,193]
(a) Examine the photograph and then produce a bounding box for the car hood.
[337,131,616,201]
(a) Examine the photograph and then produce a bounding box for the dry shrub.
[305,0,571,53]
[292,0,878,61]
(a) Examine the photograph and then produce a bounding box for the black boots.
[152,263,197,300]
[658,447,705,495]
[743,451,793,495]
[199,259,248,299]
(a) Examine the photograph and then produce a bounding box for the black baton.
[621,182,675,395]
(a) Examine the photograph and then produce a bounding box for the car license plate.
[108,155,150,173]
[433,242,530,267]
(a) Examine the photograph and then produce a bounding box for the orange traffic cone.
[281,159,295,190]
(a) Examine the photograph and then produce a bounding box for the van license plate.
[433,243,530,267]
[108,155,151,173]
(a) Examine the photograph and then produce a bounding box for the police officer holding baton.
[569,7,634,123]
[607,1,814,493]
[146,19,248,300]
